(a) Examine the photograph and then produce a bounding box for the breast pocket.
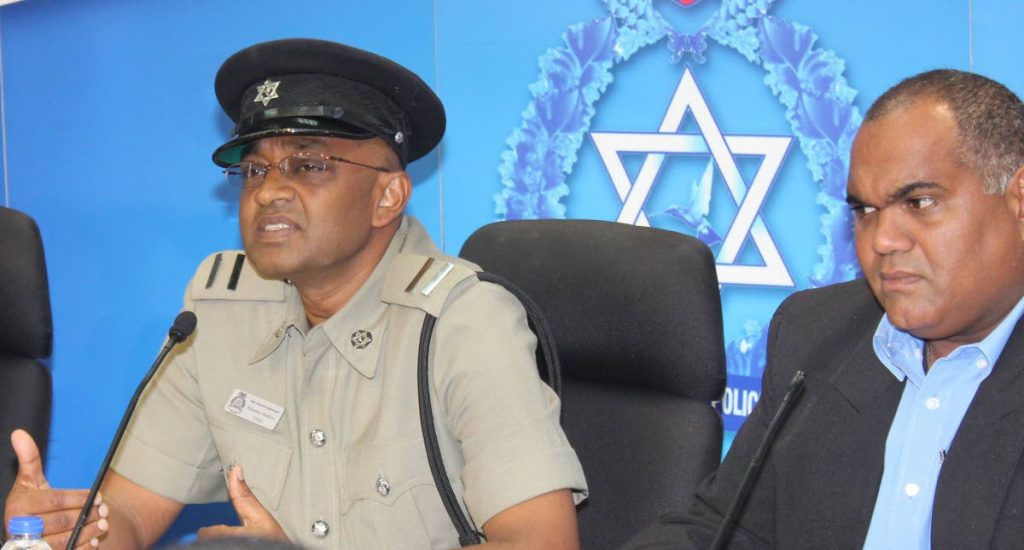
[223,433,293,511]
[341,436,462,549]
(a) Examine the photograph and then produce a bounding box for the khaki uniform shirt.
[112,216,587,548]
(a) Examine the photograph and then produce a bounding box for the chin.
[887,314,943,340]
[243,251,294,281]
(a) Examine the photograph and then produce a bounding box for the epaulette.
[189,250,287,302]
[381,253,478,317]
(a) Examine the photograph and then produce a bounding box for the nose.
[869,208,913,255]
[252,168,297,206]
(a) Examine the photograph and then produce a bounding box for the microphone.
[66,311,197,550]
[708,370,806,550]
[169,311,197,343]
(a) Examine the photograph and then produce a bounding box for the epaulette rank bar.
[405,257,455,297]
[204,252,247,291]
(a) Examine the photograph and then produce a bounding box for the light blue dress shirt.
[863,296,1024,549]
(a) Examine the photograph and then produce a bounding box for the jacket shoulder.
[764,279,882,381]
[188,251,287,302]
[777,278,881,320]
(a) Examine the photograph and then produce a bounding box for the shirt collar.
[246,283,307,365]
[303,217,413,379]
[873,293,1024,385]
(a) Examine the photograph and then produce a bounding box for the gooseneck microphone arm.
[66,311,197,550]
[708,370,806,550]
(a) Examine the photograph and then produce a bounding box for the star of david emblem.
[591,68,794,287]
[350,330,373,350]
[253,79,280,106]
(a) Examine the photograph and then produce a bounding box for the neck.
[923,287,1024,370]
[926,338,965,369]
[295,223,400,326]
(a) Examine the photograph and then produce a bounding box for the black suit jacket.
[625,279,1024,549]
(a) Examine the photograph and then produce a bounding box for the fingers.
[74,535,101,550]
[11,429,49,489]
[44,513,108,550]
[197,524,244,540]
[8,489,100,527]
[3,437,107,549]
[35,500,107,536]
[226,466,263,526]
[218,466,288,541]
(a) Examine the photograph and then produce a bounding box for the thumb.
[11,429,49,489]
[226,465,267,526]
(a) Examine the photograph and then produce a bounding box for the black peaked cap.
[212,38,445,167]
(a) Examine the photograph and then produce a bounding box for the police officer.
[5,38,587,549]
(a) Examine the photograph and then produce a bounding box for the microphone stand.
[708,370,805,550]
[66,312,196,550]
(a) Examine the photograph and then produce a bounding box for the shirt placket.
[298,328,341,547]
[899,372,945,537]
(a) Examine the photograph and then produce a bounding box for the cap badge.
[253,79,281,106]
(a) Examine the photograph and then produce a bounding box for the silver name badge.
[224,388,284,430]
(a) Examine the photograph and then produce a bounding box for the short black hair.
[865,69,1024,193]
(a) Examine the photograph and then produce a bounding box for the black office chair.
[461,219,725,550]
[0,207,53,535]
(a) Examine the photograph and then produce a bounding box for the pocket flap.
[229,435,293,511]
[341,436,447,513]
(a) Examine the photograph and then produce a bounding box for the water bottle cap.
[7,516,44,536]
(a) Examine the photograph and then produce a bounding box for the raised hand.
[196,465,289,543]
[4,430,109,549]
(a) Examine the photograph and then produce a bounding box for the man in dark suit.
[626,70,1024,549]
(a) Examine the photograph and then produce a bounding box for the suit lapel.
[823,330,905,543]
[933,318,1024,549]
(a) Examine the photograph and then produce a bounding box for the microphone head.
[168,311,198,343]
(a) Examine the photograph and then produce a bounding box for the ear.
[371,171,411,228]
[1006,166,1024,235]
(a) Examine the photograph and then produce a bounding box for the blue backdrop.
[1,0,1021,541]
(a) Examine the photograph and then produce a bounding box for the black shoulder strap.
[417,271,561,546]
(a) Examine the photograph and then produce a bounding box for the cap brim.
[211,118,374,166]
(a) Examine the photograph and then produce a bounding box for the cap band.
[234,104,406,152]
[235,105,348,134]
[220,73,411,165]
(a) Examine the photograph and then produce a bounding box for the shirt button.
[376,475,391,497]
[926,397,940,410]
[311,519,329,538]
[977,358,989,369]
[310,429,326,447]
[905,483,920,497]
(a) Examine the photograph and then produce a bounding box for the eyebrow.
[889,181,943,201]
[846,181,943,206]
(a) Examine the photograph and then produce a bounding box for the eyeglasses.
[224,152,390,188]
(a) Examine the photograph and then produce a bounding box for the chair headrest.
[0,207,53,359]
[461,220,725,401]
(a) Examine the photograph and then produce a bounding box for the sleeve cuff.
[112,434,227,504]
[461,445,589,527]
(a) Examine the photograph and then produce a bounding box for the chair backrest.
[460,219,725,550]
[0,207,53,533]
